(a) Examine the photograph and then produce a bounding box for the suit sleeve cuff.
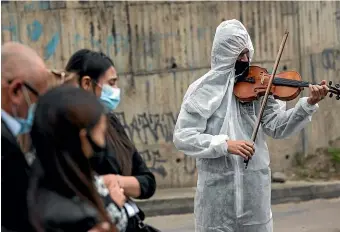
[211,134,229,155]
[300,97,319,115]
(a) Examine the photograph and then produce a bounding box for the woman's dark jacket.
[90,113,156,199]
[27,162,101,232]
[28,161,127,232]
[90,113,156,232]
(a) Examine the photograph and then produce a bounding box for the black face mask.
[86,132,106,154]
[235,61,250,78]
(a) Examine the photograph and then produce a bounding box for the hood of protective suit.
[211,19,254,72]
[182,19,254,119]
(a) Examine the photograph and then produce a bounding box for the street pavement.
[145,198,340,232]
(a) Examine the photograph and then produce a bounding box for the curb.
[137,182,340,217]
[271,182,340,204]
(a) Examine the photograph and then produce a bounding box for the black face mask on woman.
[235,61,250,79]
[86,132,106,154]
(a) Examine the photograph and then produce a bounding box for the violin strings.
[271,78,338,95]
[273,78,309,87]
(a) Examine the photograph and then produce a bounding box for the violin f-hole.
[260,72,265,85]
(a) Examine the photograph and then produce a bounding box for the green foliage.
[328,147,340,163]
[291,146,340,180]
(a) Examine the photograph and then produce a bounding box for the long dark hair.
[101,52,136,176]
[66,50,135,176]
[28,86,112,231]
[106,113,136,175]
[65,49,113,85]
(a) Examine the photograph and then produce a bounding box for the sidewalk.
[136,181,340,217]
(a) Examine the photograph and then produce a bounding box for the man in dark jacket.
[1,42,51,232]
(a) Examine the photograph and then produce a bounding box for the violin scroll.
[327,81,340,100]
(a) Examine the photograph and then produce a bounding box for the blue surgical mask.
[99,84,121,111]
[13,85,39,135]
[15,103,37,135]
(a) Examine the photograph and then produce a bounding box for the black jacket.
[1,119,34,232]
[89,113,156,232]
[29,187,100,232]
[90,113,156,199]
[27,162,116,232]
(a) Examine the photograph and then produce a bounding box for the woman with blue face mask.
[64,49,120,108]
[65,50,156,232]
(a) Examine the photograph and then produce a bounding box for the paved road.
[145,198,340,232]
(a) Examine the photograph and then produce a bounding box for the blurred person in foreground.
[27,86,126,232]
[65,49,156,232]
[17,69,77,164]
[173,19,329,232]
[1,42,51,232]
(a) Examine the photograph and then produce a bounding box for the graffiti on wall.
[1,17,214,68]
[139,149,168,177]
[322,48,340,71]
[1,18,60,60]
[115,111,197,178]
[115,111,173,177]
[115,112,177,145]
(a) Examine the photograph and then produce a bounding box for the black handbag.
[133,213,161,232]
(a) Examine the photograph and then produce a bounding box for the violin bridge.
[260,73,265,85]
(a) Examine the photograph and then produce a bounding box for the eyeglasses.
[7,80,39,96]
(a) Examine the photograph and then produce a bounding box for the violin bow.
[244,31,289,169]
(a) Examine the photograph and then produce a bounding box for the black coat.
[90,113,156,200]
[89,113,157,232]
[29,187,101,232]
[27,162,116,232]
[1,120,34,232]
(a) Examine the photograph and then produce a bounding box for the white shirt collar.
[1,109,21,136]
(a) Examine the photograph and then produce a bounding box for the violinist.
[173,19,328,232]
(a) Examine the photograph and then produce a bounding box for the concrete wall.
[2,1,340,188]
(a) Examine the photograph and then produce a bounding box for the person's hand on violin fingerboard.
[307,80,329,105]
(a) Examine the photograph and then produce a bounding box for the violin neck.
[273,78,310,88]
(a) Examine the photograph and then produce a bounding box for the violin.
[241,31,339,169]
[234,65,340,102]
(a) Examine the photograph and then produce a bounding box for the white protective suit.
[173,19,319,232]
